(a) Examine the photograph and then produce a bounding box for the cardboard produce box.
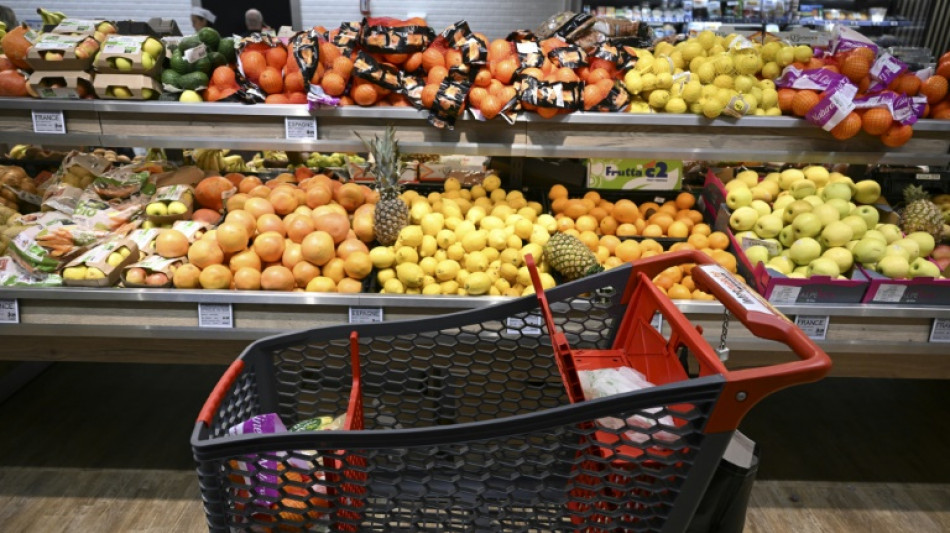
[61,238,138,287]
[126,228,161,258]
[122,254,181,288]
[94,35,163,76]
[28,70,94,99]
[146,184,194,226]
[48,18,113,38]
[93,73,160,100]
[860,266,950,304]
[26,34,98,71]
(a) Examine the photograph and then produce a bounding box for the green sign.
[587,158,683,190]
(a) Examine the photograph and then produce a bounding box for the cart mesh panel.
[209,394,717,533]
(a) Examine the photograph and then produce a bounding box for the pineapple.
[359,126,408,246]
[900,185,943,241]
[544,233,604,281]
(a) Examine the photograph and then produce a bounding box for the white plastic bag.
[578,367,679,444]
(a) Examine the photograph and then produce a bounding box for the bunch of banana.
[144,148,167,163]
[221,154,247,172]
[263,150,290,168]
[37,8,67,27]
[6,144,29,160]
[186,149,237,173]
[245,153,265,171]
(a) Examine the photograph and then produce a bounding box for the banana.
[37,8,66,27]
[7,145,29,159]
[221,155,247,172]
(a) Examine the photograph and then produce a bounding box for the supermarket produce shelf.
[1,99,948,165]
[0,289,948,379]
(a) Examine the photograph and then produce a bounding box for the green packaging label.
[587,158,683,190]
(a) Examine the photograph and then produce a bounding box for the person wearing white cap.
[191,6,216,31]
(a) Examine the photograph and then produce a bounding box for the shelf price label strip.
[0,299,19,324]
[198,303,233,328]
[794,315,830,341]
[930,318,950,343]
[285,117,317,140]
[349,307,383,324]
[31,110,66,135]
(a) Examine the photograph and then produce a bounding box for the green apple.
[895,238,921,261]
[802,195,824,207]
[791,179,817,200]
[779,168,805,190]
[726,186,753,209]
[772,208,785,221]
[783,200,813,224]
[792,212,822,239]
[751,185,773,202]
[789,237,822,266]
[118,247,131,258]
[745,245,770,266]
[876,224,903,244]
[820,221,854,248]
[146,202,168,216]
[822,247,854,273]
[772,195,795,211]
[750,199,771,217]
[840,215,868,239]
[167,201,189,215]
[106,252,124,267]
[753,214,784,239]
[807,257,841,277]
[878,255,910,279]
[863,230,887,244]
[812,203,840,226]
[824,198,851,219]
[114,57,133,71]
[735,169,759,187]
[725,179,751,192]
[778,225,796,248]
[851,205,879,231]
[846,240,859,252]
[803,165,830,188]
[906,231,936,258]
[735,231,757,246]
[729,206,759,231]
[141,53,155,70]
[909,257,940,278]
[793,265,810,275]
[767,255,795,275]
[142,37,164,59]
[821,181,852,202]
[853,238,886,264]
[884,244,912,262]
[787,271,807,279]
[853,179,882,205]
[763,238,783,253]
[763,172,781,183]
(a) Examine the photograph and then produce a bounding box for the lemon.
[641,72,657,91]
[456,269,470,284]
[776,46,795,67]
[395,246,419,265]
[436,229,456,249]
[491,204,514,220]
[465,206,487,225]
[464,251,489,272]
[418,256,438,276]
[470,185,487,199]
[447,242,465,261]
[479,215,504,231]
[422,283,442,295]
[681,41,703,62]
[536,214,557,233]
[440,280,459,294]
[734,75,755,93]
[420,212,444,236]
[761,61,780,80]
[454,220,476,239]
[538,272,557,290]
[516,266,532,287]
[462,272,491,296]
[690,101,704,115]
[369,246,395,268]
[623,70,643,94]
[670,51,685,69]
[402,190,420,204]
[696,62,716,84]
[681,80,702,103]
[709,44,726,56]
[713,54,735,75]
[701,84,719,99]
[758,79,776,91]
[635,53,655,73]
[398,226,423,248]
[652,56,672,75]
[517,206,538,222]
[760,42,781,63]
[462,230,488,252]
[529,225,550,246]
[735,54,760,76]
[713,74,734,89]
[410,200,431,224]
[443,177,461,192]
[396,263,424,288]
[742,93,758,113]
[499,262,519,283]
[482,247,500,262]
[697,31,717,50]
[377,268,395,284]
[482,174,501,192]
[383,278,405,293]
[765,107,782,116]
[648,89,671,109]
[521,242,544,265]
[703,98,726,119]
[656,72,673,90]
[494,277,511,292]
[665,97,688,114]
[793,45,813,63]
[435,259,460,281]
[179,90,202,103]
[655,41,674,57]
[689,55,706,73]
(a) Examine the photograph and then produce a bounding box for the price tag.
[916,173,940,181]
[0,299,19,323]
[871,284,907,303]
[32,110,66,134]
[696,264,775,316]
[183,43,207,63]
[654,196,666,204]
[929,318,950,343]
[650,311,663,333]
[740,236,781,257]
[285,117,317,140]
[198,303,233,328]
[506,315,542,336]
[794,315,829,341]
[349,307,383,324]
[768,285,802,304]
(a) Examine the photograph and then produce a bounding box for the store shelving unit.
[0,98,949,379]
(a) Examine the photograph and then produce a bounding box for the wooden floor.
[0,362,948,532]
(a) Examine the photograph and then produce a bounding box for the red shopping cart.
[192,250,830,532]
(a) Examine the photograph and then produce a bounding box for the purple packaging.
[228,413,288,506]
[805,78,857,130]
[776,67,847,92]
[869,53,907,88]
[830,26,879,56]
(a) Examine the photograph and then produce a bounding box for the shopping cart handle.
[689,261,832,433]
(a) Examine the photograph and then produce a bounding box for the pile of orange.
[238,41,308,104]
[177,172,378,292]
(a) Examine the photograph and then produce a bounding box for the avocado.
[218,37,236,64]
[197,27,221,51]
[179,35,201,51]
[178,71,210,91]
[194,56,212,75]
[169,49,192,74]
[209,51,226,70]
[160,69,181,88]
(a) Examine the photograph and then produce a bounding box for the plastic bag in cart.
[579,366,680,444]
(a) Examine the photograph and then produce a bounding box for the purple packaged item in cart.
[228,413,288,506]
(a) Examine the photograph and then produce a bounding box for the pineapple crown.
[357,125,402,196]
[903,184,931,204]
